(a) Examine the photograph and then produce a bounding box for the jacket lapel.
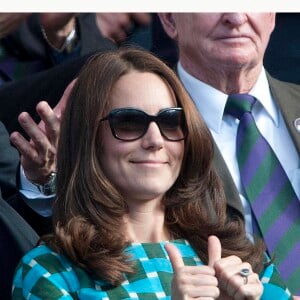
[213,144,245,218]
[267,73,300,153]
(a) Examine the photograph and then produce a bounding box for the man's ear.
[158,13,178,40]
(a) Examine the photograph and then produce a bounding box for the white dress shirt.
[19,167,54,217]
[178,62,300,239]
[19,64,300,221]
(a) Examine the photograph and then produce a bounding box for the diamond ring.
[239,268,251,285]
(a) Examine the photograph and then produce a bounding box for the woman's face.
[99,71,184,207]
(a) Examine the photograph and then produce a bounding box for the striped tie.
[225,94,300,295]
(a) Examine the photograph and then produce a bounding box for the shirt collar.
[249,69,279,126]
[177,62,279,133]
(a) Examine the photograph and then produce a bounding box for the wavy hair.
[44,48,264,285]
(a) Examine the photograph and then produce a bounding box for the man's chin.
[217,54,257,70]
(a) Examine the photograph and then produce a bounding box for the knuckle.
[213,287,220,298]
[23,147,36,159]
[231,274,241,287]
[175,273,186,284]
[39,156,48,166]
[34,136,47,147]
[251,272,259,281]
[180,286,189,296]
[48,146,57,157]
[243,262,252,270]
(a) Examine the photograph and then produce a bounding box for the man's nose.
[221,13,248,27]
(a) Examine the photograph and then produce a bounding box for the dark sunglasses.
[100,107,187,141]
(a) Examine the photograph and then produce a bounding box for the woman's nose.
[141,122,164,149]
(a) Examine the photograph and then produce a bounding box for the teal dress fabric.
[12,239,291,299]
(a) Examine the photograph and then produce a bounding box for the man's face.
[160,13,275,72]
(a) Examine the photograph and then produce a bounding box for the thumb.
[208,235,222,267]
[165,243,185,273]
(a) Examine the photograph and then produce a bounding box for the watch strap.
[33,171,57,196]
[41,20,78,54]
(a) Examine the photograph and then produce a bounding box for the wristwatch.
[62,27,78,53]
[41,20,79,54]
[33,171,57,196]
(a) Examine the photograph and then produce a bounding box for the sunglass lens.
[158,110,186,141]
[111,110,147,141]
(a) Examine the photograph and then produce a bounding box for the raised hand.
[96,13,151,44]
[39,13,77,50]
[10,101,59,184]
[10,79,75,184]
[165,241,219,299]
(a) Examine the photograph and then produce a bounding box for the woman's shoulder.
[18,244,71,270]
[21,243,57,257]
[12,244,84,299]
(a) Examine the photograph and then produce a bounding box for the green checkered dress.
[12,239,291,299]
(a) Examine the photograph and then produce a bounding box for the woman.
[12,48,291,299]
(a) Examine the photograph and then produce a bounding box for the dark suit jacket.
[0,121,19,200]
[264,13,300,84]
[0,14,114,79]
[0,118,54,236]
[0,52,97,135]
[0,13,117,135]
[212,74,300,220]
[0,198,39,300]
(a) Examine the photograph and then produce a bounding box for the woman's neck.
[125,201,171,243]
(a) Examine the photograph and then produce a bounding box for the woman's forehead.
[108,72,177,112]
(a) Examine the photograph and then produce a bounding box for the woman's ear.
[158,13,178,41]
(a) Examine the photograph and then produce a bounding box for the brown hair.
[44,48,264,285]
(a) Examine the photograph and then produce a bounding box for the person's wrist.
[24,170,57,196]
[41,17,78,53]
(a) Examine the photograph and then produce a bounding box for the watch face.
[41,24,78,53]
[38,172,57,196]
[65,28,78,54]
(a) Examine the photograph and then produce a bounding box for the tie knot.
[225,94,256,120]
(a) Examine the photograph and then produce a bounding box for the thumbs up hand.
[165,240,220,300]
[166,236,263,300]
[210,236,263,300]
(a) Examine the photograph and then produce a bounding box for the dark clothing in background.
[264,13,300,84]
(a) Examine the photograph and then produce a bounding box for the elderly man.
[159,13,300,296]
